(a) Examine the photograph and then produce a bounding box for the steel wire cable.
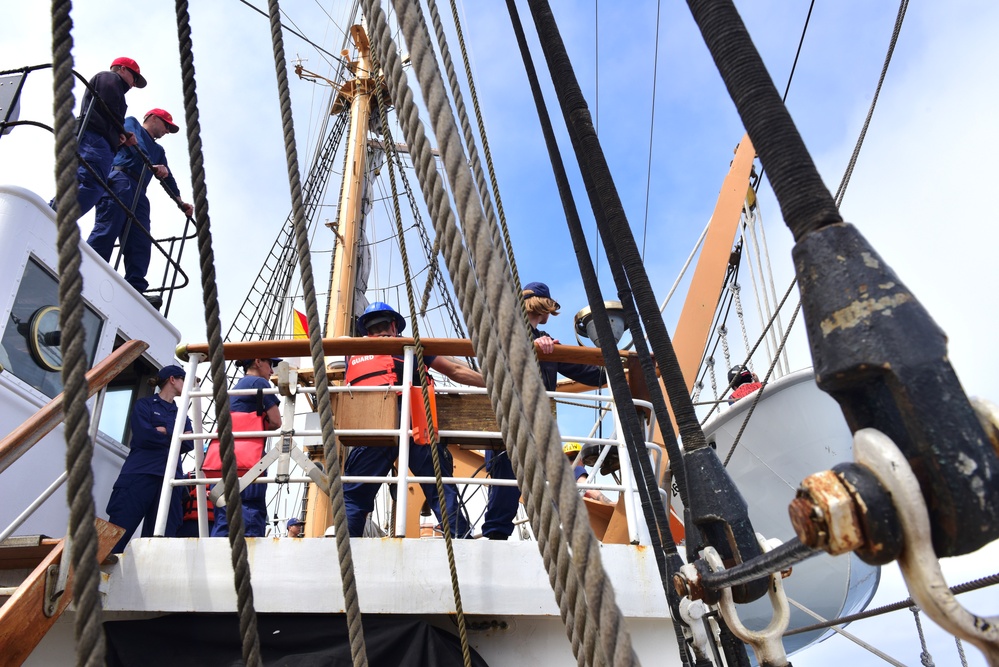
[784,570,999,637]
[509,2,693,663]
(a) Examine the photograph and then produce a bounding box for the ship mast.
[306,25,375,537]
[325,25,375,337]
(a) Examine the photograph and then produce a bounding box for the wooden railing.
[0,339,149,474]
[180,336,651,401]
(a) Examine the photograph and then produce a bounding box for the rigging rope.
[50,2,105,664]
[363,1,634,663]
[442,0,522,291]
[910,606,937,667]
[369,44,472,666]
[640,0,663,259]
[264,2,367,664]
[425,0,538,370]
[527,0,710,465]
[174,2,261,663]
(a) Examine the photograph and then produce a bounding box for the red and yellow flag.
[293,309,309,339]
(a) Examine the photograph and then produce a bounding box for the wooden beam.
[180,337,627,367]
[0,339,149,474]
[0,519,123,665]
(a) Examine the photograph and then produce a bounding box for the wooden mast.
[325,24,375,338]
[306,24,374,538]
[651,136,756,458]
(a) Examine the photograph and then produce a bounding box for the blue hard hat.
[357,302,406,336]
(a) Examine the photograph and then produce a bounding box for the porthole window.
[0,258,104,398]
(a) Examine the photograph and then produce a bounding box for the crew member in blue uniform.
[87,108,193,307]
[64,57,146,216]
[106,364,192,553]
[342,302,485,537]
[480,282,605,539]
[210,357,283,538]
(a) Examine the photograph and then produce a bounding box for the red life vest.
[730,381,763,402]
[202,411,267,476]
[182,474,215,522]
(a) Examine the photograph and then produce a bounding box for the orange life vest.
[344,353,437,444]
[345,353,402,387]
[182,474,215,522]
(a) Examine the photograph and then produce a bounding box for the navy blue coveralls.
[342,354,470,538]
[210,375,276,538]
[480,327,603,539]
[87,116,182,292]
[73,70,130,216]
[106,393,193,553]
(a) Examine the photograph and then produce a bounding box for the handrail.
[179,337,620,366]
[0,64,196,315]
[170,348,662,541]
[0,339,148,474]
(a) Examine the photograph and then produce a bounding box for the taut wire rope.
[174,1,261,663]
[50,1,105,663]
[264,1,368,664]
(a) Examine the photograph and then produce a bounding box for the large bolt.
[789,470,864,556]
[674,564,705,602]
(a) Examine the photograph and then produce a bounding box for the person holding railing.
[480,282,605,540]
[206,358,283,538]
[106,364,192,553]
[63,57,146,216]
[87,108,193,310]
[342,302,484,537]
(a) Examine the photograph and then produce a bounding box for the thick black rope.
[264,2,367,663]
[50,3,104,664]
[174,3,261,664]
[506,3,692,665]
[684,0,842,242]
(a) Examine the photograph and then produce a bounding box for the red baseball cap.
[110,56,147,88]
[144,108,179,134]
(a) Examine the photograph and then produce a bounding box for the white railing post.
[153,354,202,536]
[607,383,644,544]
[188,355,209,536]
[393,347,414,537]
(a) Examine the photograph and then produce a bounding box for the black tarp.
[105,613,490,666]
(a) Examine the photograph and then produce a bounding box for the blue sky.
[2,1,998,664]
